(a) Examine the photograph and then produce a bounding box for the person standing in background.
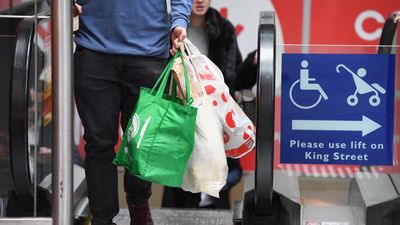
[73,1,192,225]
[162,0,243,209]
[188,0,242,96]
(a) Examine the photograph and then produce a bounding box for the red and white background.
[209,0,400,177]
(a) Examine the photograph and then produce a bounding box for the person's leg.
[212,190,230,209]
[74,46,121,225]
[171,188,188,208]
[170,188,201,208]
[161,187,176,208]
[120,55,167,225]
[184,192,201,208]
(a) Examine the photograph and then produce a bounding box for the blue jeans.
[74,46,167,225]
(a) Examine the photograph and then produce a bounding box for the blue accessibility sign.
[281,54,395,165]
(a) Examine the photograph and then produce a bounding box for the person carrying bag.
[113,51,197,187]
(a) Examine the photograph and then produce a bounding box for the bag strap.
[151,55,176,95]
[183,38,202,56]
[151,51,192,105]
[181,40,208,97]
[176,51,192,104]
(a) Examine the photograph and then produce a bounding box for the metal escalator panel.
[8,17,52,216]
[5,15,89,220]
[9,18,36,209]
[0,0,88,222]
[0,0,47,16]
[0,18,17,218]
[241,10,400,225]
[241,11,299,225]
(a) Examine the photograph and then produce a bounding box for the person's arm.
[169,0,193,55]
[236,50,257,90]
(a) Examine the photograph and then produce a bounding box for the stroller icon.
[336,64,386,107]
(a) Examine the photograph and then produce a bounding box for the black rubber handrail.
[377,12,400,197]
[378,12,398,54]
[254,11,276,216]
[9,18,36,210]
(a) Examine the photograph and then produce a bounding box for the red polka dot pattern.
[226,111,236,128]
[205,85,216,95]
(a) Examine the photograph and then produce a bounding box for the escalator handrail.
[377,12,400,197]
[9,18,36,209]
[254,11,276,215]
[378,12,398,54]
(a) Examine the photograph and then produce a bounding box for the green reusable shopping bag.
[113,51,197,187]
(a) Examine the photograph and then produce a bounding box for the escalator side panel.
[9,19,35,209]
[255,11,276,215]
[0,35,15,196]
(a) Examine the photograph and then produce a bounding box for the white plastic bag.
[183,39,256,158]
[171,54,228,198]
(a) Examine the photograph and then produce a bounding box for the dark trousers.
[74,46,167,225]
[162,187,201,208]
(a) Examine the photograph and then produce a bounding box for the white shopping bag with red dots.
[184,39,256,158]
[172,53,228,197]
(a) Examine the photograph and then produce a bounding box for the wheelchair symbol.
[289,60,328,109]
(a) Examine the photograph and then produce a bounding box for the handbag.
[113,51,197,187]
[172,48,228,198]
[183,39,256,158]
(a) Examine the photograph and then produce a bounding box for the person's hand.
[170,26,186,56]
[395,11,400,23]
[73,3,82,17]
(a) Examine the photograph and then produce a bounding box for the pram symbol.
[336,64,386,107]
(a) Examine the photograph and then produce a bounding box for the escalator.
[0,11,16,219]
[236,11,400,225]
[3,7,400,225]
[0,9,89,223]
[237,12,300,225]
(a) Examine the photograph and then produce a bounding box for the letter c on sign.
[355,10,384,41]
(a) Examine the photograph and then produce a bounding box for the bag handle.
[150,51,192,105]
[151,55,176,95]
[183,38,202,56]
[158,51,191,103]
[181,39,208,97]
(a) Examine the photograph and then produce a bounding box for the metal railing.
[50,0,73,224]
[0,0,74,224]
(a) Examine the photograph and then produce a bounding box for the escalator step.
[114,208,233,225]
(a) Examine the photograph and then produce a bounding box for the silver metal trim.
[51,0,73,224]
[0,218,52,225]
[302,0,312,53]
[0,15,50,19]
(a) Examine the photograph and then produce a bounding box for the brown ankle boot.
[127,202,153,225]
